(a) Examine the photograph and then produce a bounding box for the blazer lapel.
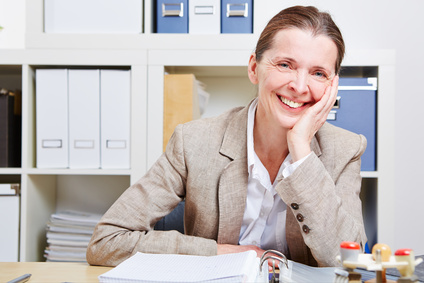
[217,104,250,244]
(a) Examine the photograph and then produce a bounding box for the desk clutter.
[334,242,424,283]
[44,210,102,262]
[35,69,130,169]
[156,0,253,33]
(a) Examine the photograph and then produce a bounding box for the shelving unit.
[0,0,395,261]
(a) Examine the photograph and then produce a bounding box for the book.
[0,88,21,167]
[98,251,261,283]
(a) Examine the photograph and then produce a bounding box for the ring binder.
[259,250,289,283]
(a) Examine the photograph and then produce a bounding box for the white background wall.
[264,0,424,255]
[0,0,25,48]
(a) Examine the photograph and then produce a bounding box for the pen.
[7,273,31,283]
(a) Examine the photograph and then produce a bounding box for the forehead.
[265,28,338,72]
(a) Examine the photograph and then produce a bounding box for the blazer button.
[291,203,299,210]
[296,213,304,222]
[302,225,310,234]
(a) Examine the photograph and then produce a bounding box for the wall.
[266,0,424,255]
[0,0,25,48]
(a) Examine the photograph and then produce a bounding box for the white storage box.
[44,0,143,33]
[0,184,20,262]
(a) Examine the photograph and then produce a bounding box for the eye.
[314,71,326,77]
[280,63,290,69]
[313,70,330,80]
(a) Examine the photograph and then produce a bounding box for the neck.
[253,104,289,182]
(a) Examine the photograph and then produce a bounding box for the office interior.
[0,0,422,264]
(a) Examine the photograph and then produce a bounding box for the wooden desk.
[0,262,112,283]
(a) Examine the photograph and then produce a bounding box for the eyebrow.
[271,56,333,73]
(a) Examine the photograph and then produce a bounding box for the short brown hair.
[255,6,345,74]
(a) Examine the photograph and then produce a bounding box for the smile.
[279,96,305,109]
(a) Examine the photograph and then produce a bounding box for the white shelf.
[25,169,132,176]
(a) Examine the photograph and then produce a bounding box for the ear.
[247,53,259,85]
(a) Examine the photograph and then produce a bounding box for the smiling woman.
[87,5,367,269]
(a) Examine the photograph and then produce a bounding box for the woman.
[87,5,367,267]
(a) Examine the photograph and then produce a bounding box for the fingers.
[316,75,339,121]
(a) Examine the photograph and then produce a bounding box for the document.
[99,251,260,282]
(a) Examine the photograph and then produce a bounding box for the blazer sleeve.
[86,125,217,267]
[277,130,368,267]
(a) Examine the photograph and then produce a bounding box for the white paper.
[279,260,337,283]
[99,251,258,283]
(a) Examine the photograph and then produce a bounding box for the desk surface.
[0,262,113,283]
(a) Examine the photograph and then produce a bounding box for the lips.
[278,96,305,109]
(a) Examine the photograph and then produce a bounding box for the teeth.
[279,96,304,108]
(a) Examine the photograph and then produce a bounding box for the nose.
[288,70,309,95]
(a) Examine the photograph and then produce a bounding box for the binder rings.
[36,69,69,168]
[68,70,100,169]
[0,90,21,167]
[0,184,20,262]
[100,70,131,169]
[156,0,189,33]
[189,0,221,34]
[221,0,253,33]
[44,0,143,33]
[327,77,377,171]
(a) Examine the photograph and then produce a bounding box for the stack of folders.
[36,69,130,169]
[44,210,102,262]
[156,0,253,34]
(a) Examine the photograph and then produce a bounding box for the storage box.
[189,0,220,34]
[0,90,21,167]
[0,184,20,262]
[156,0,189,33]
[221,0,253,33]
[327,77,377,171]
[44,0,143,33]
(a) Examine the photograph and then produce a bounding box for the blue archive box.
[221,0,253,33]
[156,0,189,33]
[326,77,377,171]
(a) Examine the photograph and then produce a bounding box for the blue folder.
[327,78,377,171]
[221,0,253,33]
[156,0,188,33]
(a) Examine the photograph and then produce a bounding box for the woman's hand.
[287,75,339,162]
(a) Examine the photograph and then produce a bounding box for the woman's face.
[248,28,338,130]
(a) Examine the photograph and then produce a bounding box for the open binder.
[98,249,341,283]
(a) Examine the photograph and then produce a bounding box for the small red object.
[340,241,360,250]
[395,249,412,256]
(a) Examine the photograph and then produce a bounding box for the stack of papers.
[99,251,261,283]
[44,210,102,262]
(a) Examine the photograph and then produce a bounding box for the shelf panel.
[25,33,259,51]
[25,168,132,176]
[361,171,378,178]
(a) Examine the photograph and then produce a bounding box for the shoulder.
[316,122,367,159]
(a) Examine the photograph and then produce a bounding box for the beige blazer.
[87,102,367,267]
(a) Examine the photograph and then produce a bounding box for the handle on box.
[226,3,248,17]
[162,3,184,17]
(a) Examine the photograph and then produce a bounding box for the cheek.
[311,83,328,101]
